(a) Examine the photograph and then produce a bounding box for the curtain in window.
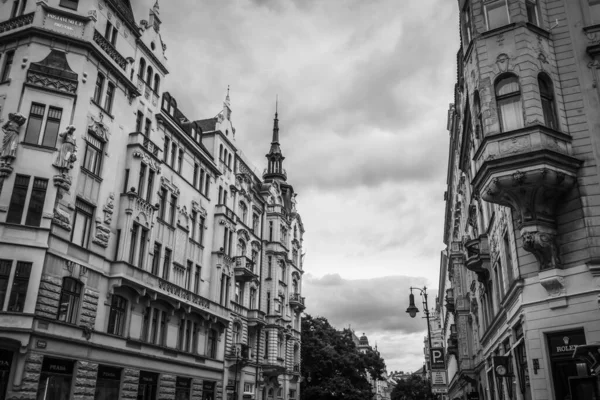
[496,76,524,132]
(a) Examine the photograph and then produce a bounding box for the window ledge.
[188,238,205,249]
[526,22,550,38]
[583,23,600,34]
[19,142,57,153]
[481,23,517,39]
[90,99,114,120]
[0,79,10,86]
[80,167,103,182]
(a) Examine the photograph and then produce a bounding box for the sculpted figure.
[53,125,77,171]
[1,113,27,159]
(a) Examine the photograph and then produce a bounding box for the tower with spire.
[263,98,286,181]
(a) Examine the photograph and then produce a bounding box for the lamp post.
[406,286,434,399]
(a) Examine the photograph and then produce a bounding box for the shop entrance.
[546,329,587,400]
[0,349,14,400]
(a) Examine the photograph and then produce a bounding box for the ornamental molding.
[133,150,161,172]
[191,200,207,218]
[87,113,110,142]
[160,176,180,196]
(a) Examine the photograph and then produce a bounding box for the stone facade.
[0,1,304,400]
[437,1,600,399]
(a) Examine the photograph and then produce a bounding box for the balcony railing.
[93,29,127,70]
[0,12,34,34]
[215,204,236,223]
[289,293,306,311]
[464,234,491,283]
[247,309,266,327]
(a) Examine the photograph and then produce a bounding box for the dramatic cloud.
[135,0,459,372]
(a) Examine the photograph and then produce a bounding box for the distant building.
[352,332,391,400]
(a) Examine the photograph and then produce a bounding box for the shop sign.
[203,381,215,391]
[226,385,235,392]
[467,393,480,400]
[430,347,446,369]
[548,330,586,357]
[139,371,159,385]
[42,357,74,375]
[432,387,448,394]
[0,350,13,371]
[431,370,447,385]
[98,365,122,381]
[176,377,191,388]
[43,11,86,37]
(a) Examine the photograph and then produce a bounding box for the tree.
[301,314,387,400]
[390,374,433,400]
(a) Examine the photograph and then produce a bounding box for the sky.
[133,0,460,373]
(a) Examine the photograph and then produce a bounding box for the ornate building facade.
[439,0,600,399]
[0,1,304,400]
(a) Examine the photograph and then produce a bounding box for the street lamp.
[406,286,435,399]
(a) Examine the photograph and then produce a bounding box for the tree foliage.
[390,374,433,400]
[301,314,387,400]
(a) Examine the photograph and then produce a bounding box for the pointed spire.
[272,95,279,144]
[226,85,230,102]
[153,0,160,12]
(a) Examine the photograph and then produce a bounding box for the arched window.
[538,73,558,130]
[232,323,240,345]
[495,74,523,132]
[107,294,127,336]
[228,154,232,168]
[153,73,160,93]
[474,90,483,138]
[138,58,146,79]
[146,66,153,84]
[238,239,246,256]
[58,278,82,323]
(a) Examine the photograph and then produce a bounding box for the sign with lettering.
[97,365,122,381]
[43,11,86,37]
[0,350,13,371]
[176,377,191,388]
[42,357,74,375]
[430,347,446,369]
[139,371,159,385]
[203,381,215,391]
[431,370,447,385]
[432,387,448,394]
[158,279,211,309]
[548,330,586,357]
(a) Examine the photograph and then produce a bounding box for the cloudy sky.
[134,0,459,373]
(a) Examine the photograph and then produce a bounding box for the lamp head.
[406,292,419,318]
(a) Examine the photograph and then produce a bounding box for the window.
[173,263,186,288]
[57,278,81,323]
[289,390,296,399]
[177,318,196,351]
[175,377,191,400]
[206,329,218,358]
[244,383,254,394]
[162,248,172,280]
[199,169,205,194]
[193,265,201,294]
[278,334,284,358]
[220,273,230,306]
[93,73,105,104]
[252,213,259,233]
[495,74,523,132]
[504,233,515,285]
[240,202,248,224]
[264,332,269,358]
[7,175,48,226]
[170,143,177,169]
[169,195,177,225]
[474,91,483,138]
[144,118,151,136]
[104,83,115,113]
[146,66,153,84]
[0,50,14,82]
[95,365,122,400]
[269,221,273,241]
[238,240,246,257]
[462,4,472,44]
[190,210,197,241]
[193,164,199,188]
[107,295,127,336]
[539,73,558,130]
[135,111,144,132]
[24,103,62,148]
[151,242,161,275]
[526,0,540,26]
[137,164,147,198]
[591,0,600,25]
[104,21,118,47]
[267,292,271,314]
[153,74,160,93]
[146,170,155,203]
[204,173,210,196]
[138,58,146,79]
[0,260,32,312]
[71,198,94,248]
[485,0,509,30]
[159,188,167,220]
[163,137,170,162]
[36,358,75,400]
[219,144,223,160]
[268,256,272,278]
[218,186,223,204]
[137,371,158,400]
[279,262,285,283]
[199,216,205,245]
[232,323,240,345]
[142,307,167,346]
[83,135,104,176]
[249,288,257,309]
[178,149,183,173]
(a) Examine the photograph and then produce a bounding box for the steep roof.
[106,0,139,37]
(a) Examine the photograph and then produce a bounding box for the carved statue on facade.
[522,230,561,270]
[53,125,77,172]
[1,112,26,159]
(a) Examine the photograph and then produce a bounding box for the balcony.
[464,234,491,283]
[215,204,236,224]
[128,132,161,160]
[0,12,34,34]
[289,293,305,312]
[472,124,582,270]
[93,29,127,70]
[445,288,455,313]
[248,309,266,327]
[262,358,286,377]
[234,256,257,282]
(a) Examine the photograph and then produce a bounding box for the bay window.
[495,74,523,132]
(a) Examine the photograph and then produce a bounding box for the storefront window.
[175,377,191,400]
[36,357,74,400]
[0,349,14,400]
[94,365,122,400]
[547,329,587,400]
[202,381,215,400]
[137,371,159,400]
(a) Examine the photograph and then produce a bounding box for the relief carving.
[522,231,561,270]
[92,222,110,248]
[87,113,110,142]
[0,112,27,178]
[52,204,72,231]
[499,135,531,155]
[103,193,115,224]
